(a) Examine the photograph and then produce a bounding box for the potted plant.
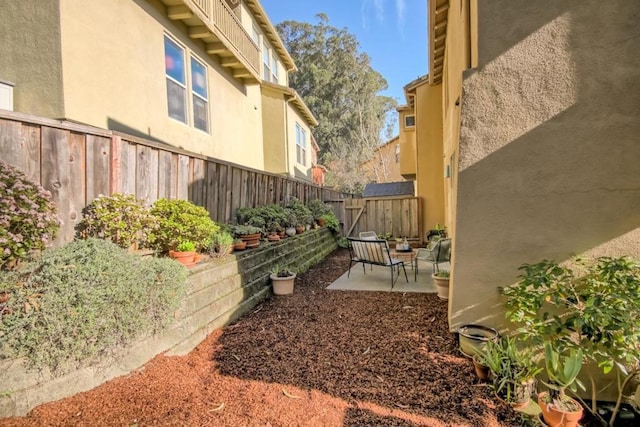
[270,266,296,295]
[458,324,499,358]
[432,270,450,299]
[211,230,234,257]
[307,199,332,227]
[477,336,542,408]
[538,344,584,427]
[169,241,196,267]
[232,224,262,249]
[232,238,246,251]
[284,208,297,237]
[500,257,640,424]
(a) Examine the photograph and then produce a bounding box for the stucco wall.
[261,89,287,174]
[415,83,445,237]
[287,102,311,181]
[57,0,264,169]
[451,0,640,331]
[0,0,64,118]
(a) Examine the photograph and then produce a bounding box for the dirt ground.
[2,249,526,426]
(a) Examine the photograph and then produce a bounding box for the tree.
[276,14,397,193]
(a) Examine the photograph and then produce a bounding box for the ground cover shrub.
[149,199,219,252]
[0,238,187,375]
[76,193,156,249]
[320,213,340,234]
[286,197,313,227]
[0,161,60,270]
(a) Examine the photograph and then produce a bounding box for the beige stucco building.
[0,0,316,182]
[403,0,640,334]
[361,136,409,184]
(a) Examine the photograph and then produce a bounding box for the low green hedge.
[0,238,187,375]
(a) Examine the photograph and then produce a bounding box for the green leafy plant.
[319,213,340,234]
[476,336,542,404]
[286,197,313,227]
[232,224,262,236]
[542,343,584,412]
[337,237,350,248]
[306,199,332,221]
[211,230,234,258]
[77,193,156,249]
[500,257,640,424]
[148,199,219,252]
[176,241,195,252]
[0,161,60,270]
[0,238,187,375]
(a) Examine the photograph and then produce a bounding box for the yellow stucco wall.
[449,1,640,340]
[361,137,405,183]
[398,110,416,178]
[0,0,64,118]
[56,0,264,169]
[261,89,287,174]
[415,83,445,236]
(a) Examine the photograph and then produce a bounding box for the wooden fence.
[0,110,349,245]
[327,197,422,243]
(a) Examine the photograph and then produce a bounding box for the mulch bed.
[1,249,523,426]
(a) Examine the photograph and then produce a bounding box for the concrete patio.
[327,259,450,294]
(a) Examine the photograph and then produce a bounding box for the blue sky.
[260,0,428,108]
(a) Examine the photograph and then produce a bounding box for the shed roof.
[362,181,415,198]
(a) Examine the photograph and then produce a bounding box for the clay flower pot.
[267,234,280,242]
[295,225,305,234]
[432,274,450,299]
[239,233,261,248]
[271,272,296,295]
[538,392,583,427]
[169,250,196,268]
[233,241,247,251]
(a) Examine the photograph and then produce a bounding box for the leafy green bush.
[149,199,219,252]
[211,230,234,258]
[0,161,60,269]
[286,197,313,226]
[76,193,156,249]
[307,199,332,220]
[320,213,340,234]
[0,238,187,374]
[337,237,350,248]
[235,205,288,233]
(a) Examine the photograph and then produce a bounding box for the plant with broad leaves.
[148,199,219,252]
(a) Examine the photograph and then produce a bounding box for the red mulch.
[1,249,523,426]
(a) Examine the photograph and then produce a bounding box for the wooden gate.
[326,197,422,243]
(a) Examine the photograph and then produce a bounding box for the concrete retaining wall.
[0,228,337,417]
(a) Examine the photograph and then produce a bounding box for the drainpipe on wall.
[283,96,292,178]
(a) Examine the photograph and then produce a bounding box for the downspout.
[284,96,291,178]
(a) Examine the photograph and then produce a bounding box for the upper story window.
[164,35,187,123]
[191,56,209,132]
[395,145,400,163]
[164,34,210,132]
[296,123,307,166]
[271,52,279,83]
[404,115,416,128]
[262,40,271,82]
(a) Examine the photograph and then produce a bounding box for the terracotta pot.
[194,253,203,263]
[239,233,261,248]
[0,291,8,304]
[317,218,326,227]
[538,392,583,427]
[169,250,196,268]
[233,241,247,251]
[267,234,280,242]
[432,274,450,299]
[271,272,296,295]
[295,225,305,234]
[278,230,285,238]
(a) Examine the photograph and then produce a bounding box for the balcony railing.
[164,0,261,82]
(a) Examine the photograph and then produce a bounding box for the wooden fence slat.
[177,155,189,200]
[85,135,110,202]
[136,145,159,204]
[191,158,205,206]
[157,150,173,199]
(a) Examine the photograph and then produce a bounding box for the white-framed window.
[164,35,187,124]
[263,40,271,81]
[271,52,278,83]
[404,115,416,128]
[190,56,209,132]
[296,123,307,166]
[395,145,400,163]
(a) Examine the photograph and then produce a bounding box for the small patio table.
[389,248,418,270]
